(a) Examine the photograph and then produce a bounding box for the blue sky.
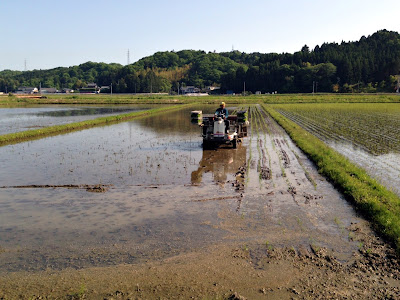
[1,0,399,71]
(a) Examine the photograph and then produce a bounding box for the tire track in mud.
[224,105,367,267]
[247,105,323,210]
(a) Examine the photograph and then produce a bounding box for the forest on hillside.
[1,30,399,94]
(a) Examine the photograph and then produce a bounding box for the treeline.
[1,30,399,94]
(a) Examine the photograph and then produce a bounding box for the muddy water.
[0,105,162,135]
[0,105,364,273]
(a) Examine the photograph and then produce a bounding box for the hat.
[220,102,225,106]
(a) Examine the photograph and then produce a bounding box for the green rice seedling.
[263,103,400,254]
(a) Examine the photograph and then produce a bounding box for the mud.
[0,184,112,193]
[1,222,399,299]
[1,104,400,299]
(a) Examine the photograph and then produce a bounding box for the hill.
[1,30,399,94]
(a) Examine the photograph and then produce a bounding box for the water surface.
[0,105,363,273]
[0,105,161,135]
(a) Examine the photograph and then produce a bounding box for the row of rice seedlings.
[259,106,288,180]
[272,103,400,155]
[275,104,400,177]
[255,108,273,174]
[262,105,317,189]
[251,106,264,188]
[273,104,400,180]
[276,109,363,149]
[264,104,400,254]
[245,106,255,185]
[252,105,273,180]
[254,105,287,185]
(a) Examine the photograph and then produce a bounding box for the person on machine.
[215,102,229,133]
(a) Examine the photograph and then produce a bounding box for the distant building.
[180,86,200,94]
[203,86,221,94]
[40,87,58,94]
[15,87,38,94]
[80,83,100,94]
[100,86,111,93]
[62,88,74,93]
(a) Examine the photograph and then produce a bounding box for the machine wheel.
[203,140,213,150]
[232,139,237,149]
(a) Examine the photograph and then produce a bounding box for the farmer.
[215,102,229,133]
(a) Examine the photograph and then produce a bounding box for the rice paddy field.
[1,95,400,299]
[271,103,400,196]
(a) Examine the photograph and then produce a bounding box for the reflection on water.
[327,140,400,197]
[191,146,247,184]
[0,104,366,273]
[34,107,140,117]
[0,105,161,135]
[0,105,244,272]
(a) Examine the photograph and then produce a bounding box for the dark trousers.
[225,120,229,133]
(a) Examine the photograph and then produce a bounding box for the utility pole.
[24,59,27,71]
[127,49,130,65]
[243,81,246,96]
[312,81,315,94]
[110,83,113,96]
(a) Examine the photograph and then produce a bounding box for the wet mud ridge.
[233,162,247,191]
[0,184,112,193]
[259,140,272,180]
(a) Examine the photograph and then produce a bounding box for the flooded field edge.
[1,103,400,299]
[0,103,191,146]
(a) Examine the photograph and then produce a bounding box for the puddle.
[0,105,365,273]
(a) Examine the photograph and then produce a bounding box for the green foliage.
[1,30,399,94]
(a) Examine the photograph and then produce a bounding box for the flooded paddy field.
[1,105,400,299]
[273,103,400,197]
[0,104,163,135]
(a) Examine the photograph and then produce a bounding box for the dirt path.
[1,105,400,299]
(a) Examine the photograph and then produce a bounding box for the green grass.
[0,104,193,147]
[263,103,400,253]
[2,93,400,106]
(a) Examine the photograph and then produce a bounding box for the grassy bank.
[1,93,400,106]
[263,104,400,253]
[0,104,193,147]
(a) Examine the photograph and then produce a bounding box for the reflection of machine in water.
[191,146,247,185]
